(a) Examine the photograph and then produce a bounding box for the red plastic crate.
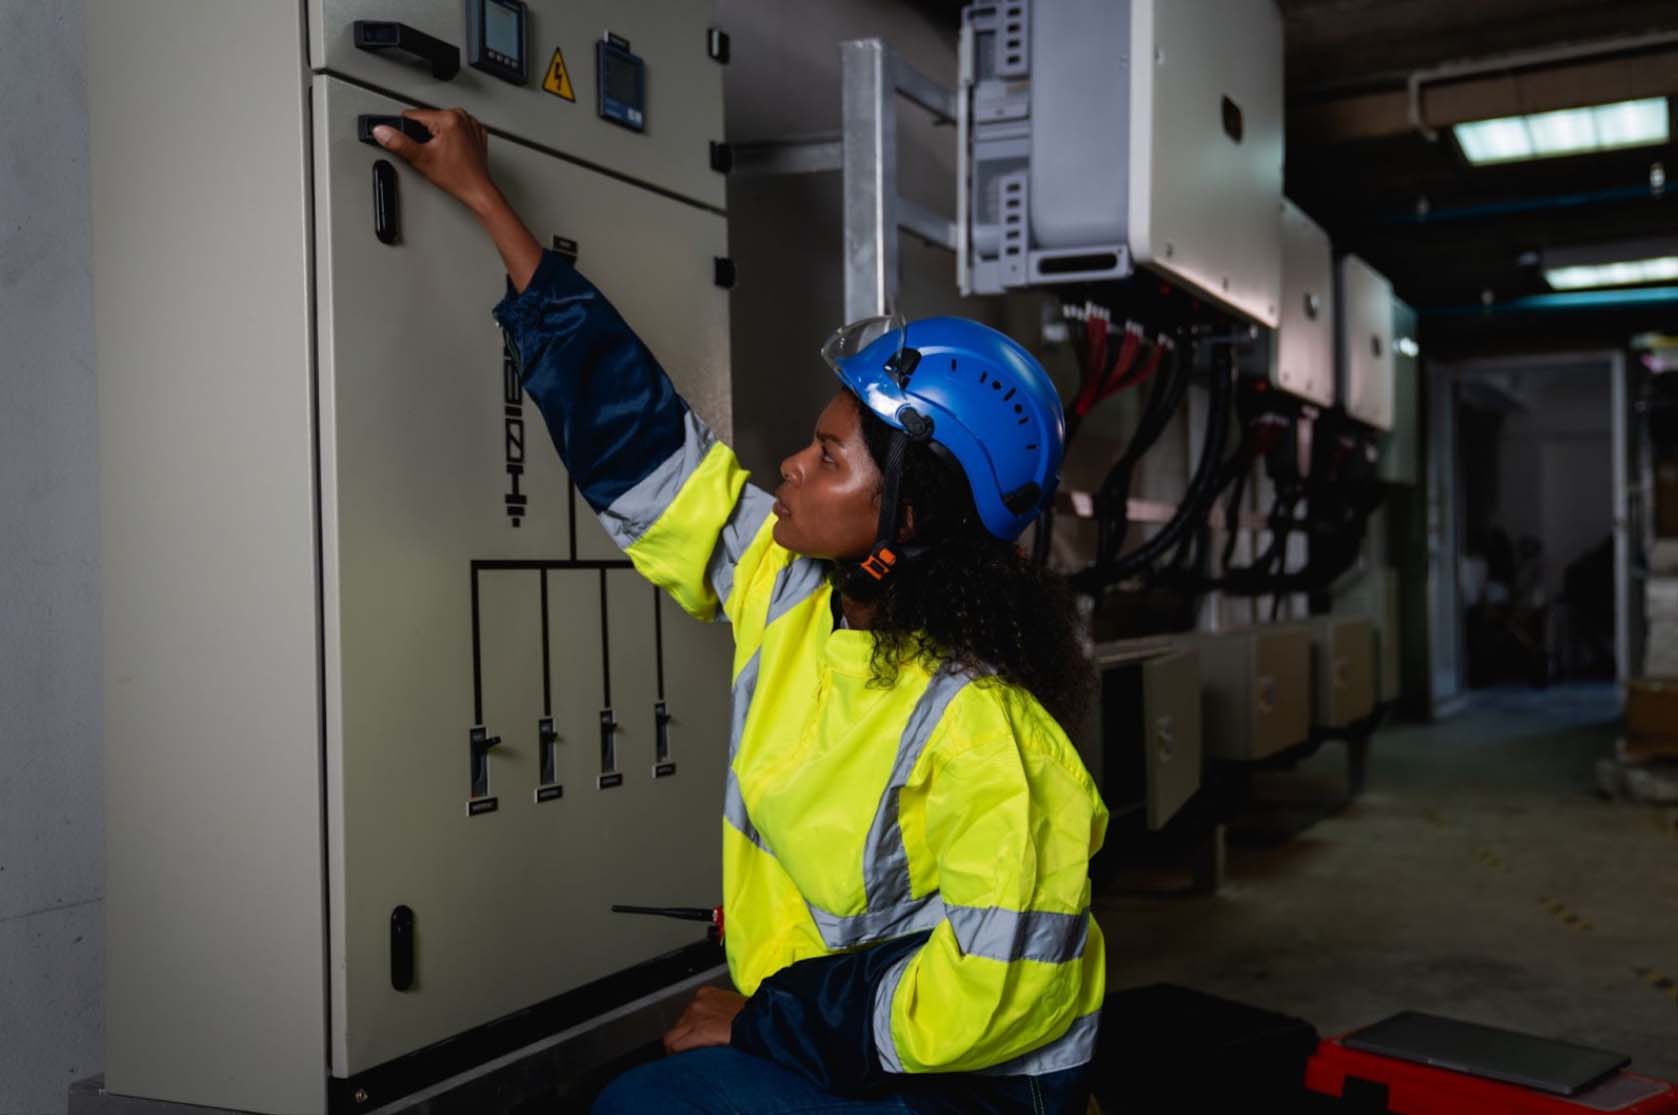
[1305,1038,1678,1114]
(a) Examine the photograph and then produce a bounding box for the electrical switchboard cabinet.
[90,3,730,1112]
[1337,254,1396,431]
[960,0,1284,327]
[1079,642,1202,831]
[1274,200,1336,407]
[1183,626,1312,762]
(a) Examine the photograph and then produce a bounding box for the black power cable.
[1075,349,1236,594]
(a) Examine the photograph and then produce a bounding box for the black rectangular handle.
[358,115,430,148]
[354,20,460,81]
[372,159,399,245]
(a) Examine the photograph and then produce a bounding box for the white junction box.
[90,3,730,1112]
[960,0,1284,327]
[1274,199,1336,407]
[1337,254,1396,431]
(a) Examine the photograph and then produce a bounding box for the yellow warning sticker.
[543,47,575,102]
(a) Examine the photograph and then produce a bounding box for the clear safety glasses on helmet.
[819,312,906,375]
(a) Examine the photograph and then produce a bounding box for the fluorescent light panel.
[1544,256,1678,290]
[1454,97,1669,165]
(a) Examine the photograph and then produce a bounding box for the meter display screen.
[484,1,520,59]
[603,55,637,104]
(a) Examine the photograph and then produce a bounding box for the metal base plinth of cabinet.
[70,943,729,1115]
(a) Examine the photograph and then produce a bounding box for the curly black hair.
[834,397,1095,730]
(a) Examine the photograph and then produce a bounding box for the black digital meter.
[466,0,528,85]
[596,33,646,132]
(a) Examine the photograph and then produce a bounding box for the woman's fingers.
[375,107,496,213]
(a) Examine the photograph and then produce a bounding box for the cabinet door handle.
[353,20,460,81]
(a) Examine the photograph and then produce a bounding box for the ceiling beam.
[1292,47,1678,144]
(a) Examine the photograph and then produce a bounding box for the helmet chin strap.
[857,429,912,582]
[855,404,935,583]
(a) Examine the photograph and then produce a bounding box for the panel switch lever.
[653,701,676,778]
[353,21,460,81]
[597,709,622,789]
[358,115,431,148]
[469,725,501,802]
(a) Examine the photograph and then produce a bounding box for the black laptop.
[1343,1011,1632,1096]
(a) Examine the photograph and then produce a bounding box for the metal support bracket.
[727,38,959,321]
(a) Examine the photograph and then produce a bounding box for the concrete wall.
[0,2,105,1112]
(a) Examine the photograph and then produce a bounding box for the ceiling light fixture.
[1542,237,1678,290]
[1453,97,1670,166]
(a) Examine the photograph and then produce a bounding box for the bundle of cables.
[1030,305,1175,567]
[1069,343,1237,595]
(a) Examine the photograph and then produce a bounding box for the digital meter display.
[484,3,519,59]
[595,34,646,132]
[603,54,637,105]
[466,0,527,85]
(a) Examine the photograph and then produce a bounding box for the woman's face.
[771,392,882,560]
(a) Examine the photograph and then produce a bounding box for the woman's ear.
[899,503,917,542]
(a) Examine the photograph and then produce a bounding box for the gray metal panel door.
[1252,626,1311,757]
[1142,649,1201,830]
[312,78,733,1075]
[310,0,725,210]
[1276,200,1335,407]
[1337,254,1396,431]
[93,3,329,1110]
[1133,0,1284,327]
[1318,618,1375,728]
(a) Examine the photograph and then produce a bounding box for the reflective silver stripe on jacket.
[806,894,948,950]
[976,1010,1101,1076]
[944,904,1090,965]
[796,667,984,951]
[860,666,980,912]
[872,954,915,1074]
[706,484,775,618]
[598,409,715,550]
[873,952,1101,1077]
[723,559,828,852]
[723,650,765,850]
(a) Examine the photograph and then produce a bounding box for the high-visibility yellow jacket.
[495,252,1108,1093]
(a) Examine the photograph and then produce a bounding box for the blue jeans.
[591,1048,914,1113]
[591,1047,1087,1114]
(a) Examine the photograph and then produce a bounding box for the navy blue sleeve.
[730,931,930,1094]
[491,249,688,512]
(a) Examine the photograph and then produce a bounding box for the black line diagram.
[465,551,677,816]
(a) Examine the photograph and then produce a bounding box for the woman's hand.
[374,106,542,291]
[373,108,498,216]
[662,986,747,1054]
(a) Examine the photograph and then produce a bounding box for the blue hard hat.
[822,314,1066,541]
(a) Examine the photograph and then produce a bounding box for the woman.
[375,109,1108,1115]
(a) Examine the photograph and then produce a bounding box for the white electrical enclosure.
[1337,254,1397,431]
[91,3,731,1112]
[961,0,1284,328]
[1275,200,1336,407]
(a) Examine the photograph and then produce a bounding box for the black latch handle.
[358,115,430,147]
[353,20,460,81]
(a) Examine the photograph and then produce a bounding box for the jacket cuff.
[490,248,587,336]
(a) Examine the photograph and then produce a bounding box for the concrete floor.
[1095,683,1678,1082]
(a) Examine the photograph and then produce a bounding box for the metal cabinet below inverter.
[1078,641,1203,830]
[1297,616,1377,731]
[1182,626,1313,762]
